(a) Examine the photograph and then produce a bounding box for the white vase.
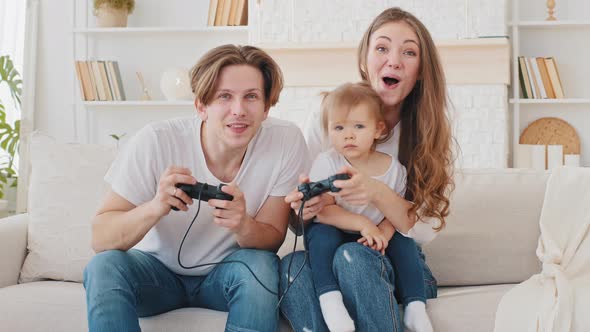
[160,68,194,101]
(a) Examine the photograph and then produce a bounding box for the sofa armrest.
[0,213,28,288]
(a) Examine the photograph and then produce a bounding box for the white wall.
[33,0,515,168]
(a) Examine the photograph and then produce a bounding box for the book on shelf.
[518,56,565,99]
[544,57,565,99]
[90,61,107,101]
[228,0,239,25]
[518,57,532,99]
[207,0,219,26]
[85,61,99,101]
[98,61,113,101]
[214,0,225,25]
[209,0,248,26]
[75,61,91,101]
[536,57,555,99]
[529,57,547,99]
[525,57,541,99]
[236,0,247,26]
[220,0,232,26]
[74,60,126,102]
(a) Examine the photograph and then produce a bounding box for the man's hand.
[149,166,196,217]
[208,183,253,235]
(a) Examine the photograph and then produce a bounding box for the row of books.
[518,56,564,99]
[75,60,126,101]
[207,0,248,26]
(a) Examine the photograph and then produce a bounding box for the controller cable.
[176,185,308,306]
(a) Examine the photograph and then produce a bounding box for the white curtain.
[0,0,26,115]
[0,0,26,169]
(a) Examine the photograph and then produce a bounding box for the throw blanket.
[494,167,590,332]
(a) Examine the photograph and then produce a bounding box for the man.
[83,44,309,332]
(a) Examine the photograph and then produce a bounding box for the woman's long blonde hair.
[358,8,454,230]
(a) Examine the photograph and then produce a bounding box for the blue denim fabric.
[279,243,437,332]
[304,221,427,307]
[84,248,279,332]
[385,231,427,306]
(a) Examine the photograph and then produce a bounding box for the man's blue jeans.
[279,242,437,332]
[83,248,279,332]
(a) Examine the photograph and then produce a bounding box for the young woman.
[280,7,454,332]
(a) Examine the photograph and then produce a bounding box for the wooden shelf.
[263,37,509,86]
[509,20,590,28]
[257,37,508,50]
[73,26,248,34]
[510,98,590,104]
[82,101,194,107]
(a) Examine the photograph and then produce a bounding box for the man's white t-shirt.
[303,108,439,245]
[309,148,406,229]
[105,116,310,275]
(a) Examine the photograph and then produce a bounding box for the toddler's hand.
[359,225,388,254]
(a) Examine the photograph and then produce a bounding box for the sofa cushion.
[19,134,116,283]
[429,284,514,332]
[0,280,513,332]
[0,281,293,331]
[423,169,549,286]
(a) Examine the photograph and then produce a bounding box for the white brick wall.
[256,0,509,168]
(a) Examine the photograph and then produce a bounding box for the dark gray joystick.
[297,173,351,201]
[171,182,233,211]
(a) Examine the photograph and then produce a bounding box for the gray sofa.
[0,136,549,331]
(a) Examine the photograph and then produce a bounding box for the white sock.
[404,301,433,332]
[319,291,355,332]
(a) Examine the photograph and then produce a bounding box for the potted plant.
[0,55,21,213]
[93,0,135,28]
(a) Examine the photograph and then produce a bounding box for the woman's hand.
[332,165,380,206]
[208,183,253,235]
[150,166,196,217]
[285,174,332,222]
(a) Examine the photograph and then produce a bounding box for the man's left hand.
[208,183,253,235]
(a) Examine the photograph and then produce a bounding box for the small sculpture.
[546,0,557,21]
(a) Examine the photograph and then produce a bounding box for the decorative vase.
[95,4,129,28]
[160,68,194,101]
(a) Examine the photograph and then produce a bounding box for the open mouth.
[382,76,400,86]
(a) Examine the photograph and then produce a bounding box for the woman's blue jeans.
[305,222,428,306]
[83,248,279,332]
[279,236,437,332]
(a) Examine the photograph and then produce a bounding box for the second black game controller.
[172,182,234,211]
[297,173,351,201]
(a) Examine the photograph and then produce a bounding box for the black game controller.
[297,173,351,201]
[172,182,234,211]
